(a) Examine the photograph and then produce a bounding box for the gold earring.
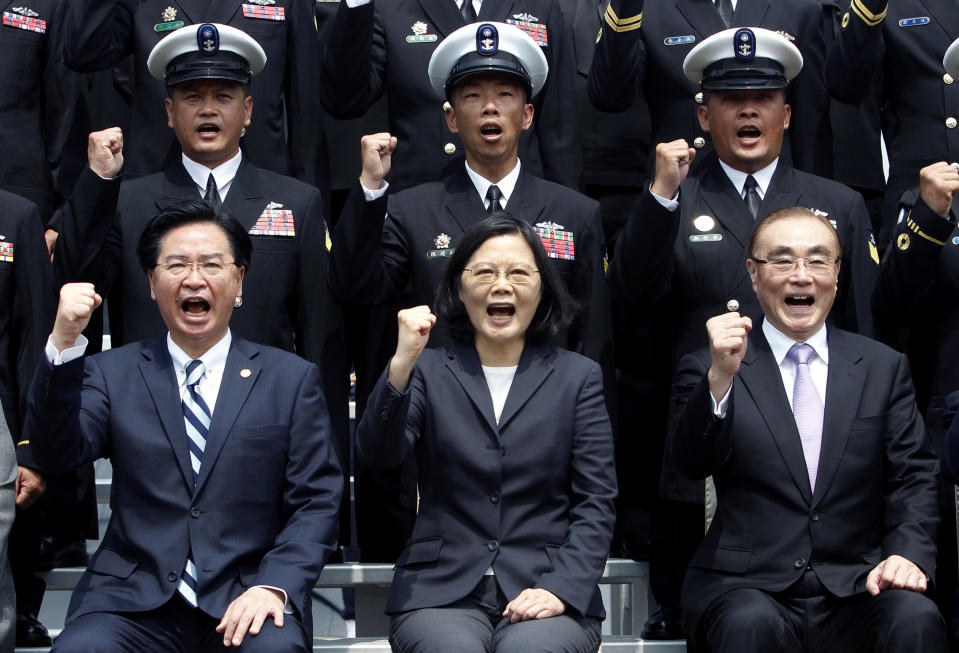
[234,297,243,308]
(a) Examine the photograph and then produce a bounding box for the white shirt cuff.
[361,180,389,201]
[45,335,89,365]
[650,184,680,212]
[254,585,293,614]
[711,385,732,418]
[345,0,370,8]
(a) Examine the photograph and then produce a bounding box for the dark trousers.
[389,576,602,653]
[51,594,310,653]
[697,570,948,653]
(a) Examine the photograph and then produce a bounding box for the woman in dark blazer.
[357,215,617,653]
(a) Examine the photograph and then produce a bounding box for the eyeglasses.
[463,263,539,285]
[751,255,840,276]
[155,260,236,278]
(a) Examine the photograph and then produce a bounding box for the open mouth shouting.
[181,297,211,319]
[196,122,222,139]
[785,294,813,308]
[487,302,515,324]
[479,120,503,142]
[736,124,762,144]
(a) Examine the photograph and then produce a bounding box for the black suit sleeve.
[879,352,940,576]
[327,182,401,306]
[873,197,955,326]
[786,2,830,174]
[607,187,680,309]
[824,0,886,104]
[667,349,734,481]
[12,205,56,467]
[320,0,383,119]
[60,0,136,72]
[835,189,879,337]
[356,365,418,471]
[534,2,583,188]
[587,0,645,113]
[52,167,123,294]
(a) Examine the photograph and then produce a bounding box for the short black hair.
[136,199,252,272]
[434,213,577,345]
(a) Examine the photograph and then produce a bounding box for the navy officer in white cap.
[329,21,615,568]
[606,26,880,643]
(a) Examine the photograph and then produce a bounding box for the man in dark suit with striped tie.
[24,202,342,651]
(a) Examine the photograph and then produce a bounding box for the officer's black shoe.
[35,535,90,571]
[16,613,52,647]
[640,605,686,640]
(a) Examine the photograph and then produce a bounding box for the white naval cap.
[427,22,548,101]
[944,37,959,76]
[683,27,803,90]
[147,23,267,86]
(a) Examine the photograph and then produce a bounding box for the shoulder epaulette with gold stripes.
[850,0,886,26]
[605,4,642,32]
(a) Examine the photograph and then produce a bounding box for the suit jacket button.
[380,410,390,421]
[810,511,820,522]
[693,137,706,149]
[167,571,179,582]
[489,491,500,504]
[190,506,201,518]
[487,539,499,551]
[794,558,806,569]
[444,143,456,155]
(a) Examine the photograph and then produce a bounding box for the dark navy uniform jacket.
[60,0,322,185]
[320,0,582,189]
[826,0,959,246]
[588,0,830,175]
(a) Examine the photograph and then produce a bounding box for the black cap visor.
[165,51,252,87]
[701,58,788,91]
[444,52,533,100]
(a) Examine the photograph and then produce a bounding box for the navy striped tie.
[178,359,210,607]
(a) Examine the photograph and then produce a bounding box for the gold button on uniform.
[442,101,452,111]
[693,137,706,149]
[947,117,957,129]
[444,142,456,154]
[694,92,704,104]
[945,74,955,85]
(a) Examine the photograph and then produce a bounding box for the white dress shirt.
[181,150,243,203]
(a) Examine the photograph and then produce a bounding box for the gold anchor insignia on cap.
[240,369,252,378]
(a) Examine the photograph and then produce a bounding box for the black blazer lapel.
[735,0,771,29]
[416,0,468,38]
[811,329,866,506]
[158,163,204,211]
[738,331,814,502]
[444,171,486,233]
[915,0,959,48]
[444,344,500,439]
[497,345,555,429]
[137,339,194,491]
[504,170,548,223]
[674,0,726,39]
[221,159,268,231]
[194,339,261,493]
[760,165,802,217]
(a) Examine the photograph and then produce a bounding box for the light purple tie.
[786,343,823,492]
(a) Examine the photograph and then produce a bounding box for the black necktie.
[204,173,222,214]
[743,174,761,220]
[716,0,734,27]
[460,0,477,22]
[486,185,502,215]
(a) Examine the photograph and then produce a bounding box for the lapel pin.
[240,369,251,378]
